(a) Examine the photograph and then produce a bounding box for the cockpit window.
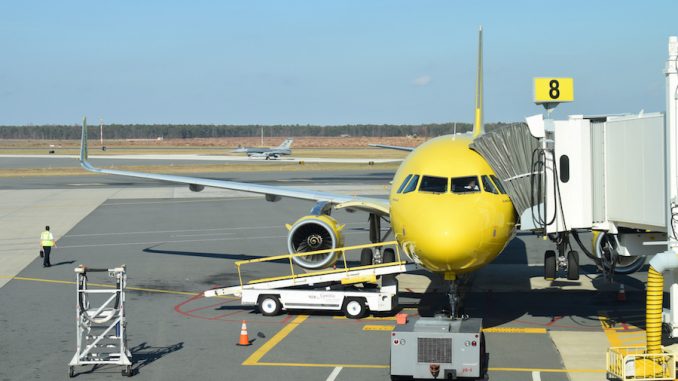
[419,175,448,193]
[490,175,507,194]
[396,174,413,194]
[451,176,480,194]
[402,175,420,194]
[481,175,499,194]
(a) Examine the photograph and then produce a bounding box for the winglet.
[79,116,90,168]
[472,26,484,138]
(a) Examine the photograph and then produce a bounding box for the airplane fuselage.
[389,135,516,277]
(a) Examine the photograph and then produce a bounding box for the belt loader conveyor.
[204,241,418,318]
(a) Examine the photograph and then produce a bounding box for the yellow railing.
[234,241,403,286]
[606,346,675,381]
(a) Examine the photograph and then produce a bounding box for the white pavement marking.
[58,235,289,249]
[170,232,237,238]
[65,225,283,237]
[531,371,541,381]
[60,229,368,249]
[65,222,363,238]
[105,185,389,200]
[326,366,343,381]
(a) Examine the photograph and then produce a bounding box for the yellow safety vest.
[40,231,54,247]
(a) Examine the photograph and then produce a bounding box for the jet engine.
[286,215,344,270]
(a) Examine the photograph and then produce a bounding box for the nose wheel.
[543,233,579,281]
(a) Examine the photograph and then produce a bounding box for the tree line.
[0,122,518,140]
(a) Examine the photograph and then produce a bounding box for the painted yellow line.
[489,367,606,373]
[0,275,74,285]
[243,315,308,366]
[255,362,388,369]
[362,325,394,331]
[599,314,648,348]
[599,315,623,347]
[333,316,396,321]
[482,327,546,334]
[0,275,234,298]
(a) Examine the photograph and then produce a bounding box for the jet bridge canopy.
[472,113,666,234]
[470,123,541,216]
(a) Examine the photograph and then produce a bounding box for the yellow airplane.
[78,28,517,316]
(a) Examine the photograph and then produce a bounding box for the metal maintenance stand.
[68,265,132,377]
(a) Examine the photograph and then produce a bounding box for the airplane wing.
[78,120,389,216]
[368,144,415,152]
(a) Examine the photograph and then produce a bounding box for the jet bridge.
[472,37,678,337]
[473,106,667,280]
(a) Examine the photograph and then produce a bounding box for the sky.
[1,1,677,125]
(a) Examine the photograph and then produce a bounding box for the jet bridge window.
[419,175,448,193]
[481,175,499,194]
[490,174,507,194]
[402,175,420,194]
[396,174,413,193]
[451,176,480,194]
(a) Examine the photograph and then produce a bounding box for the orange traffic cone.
[237,320,252,346]
[617,284,626,302]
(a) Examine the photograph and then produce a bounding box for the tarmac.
[0,165,654,381]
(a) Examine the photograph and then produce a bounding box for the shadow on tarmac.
[394,236,651,332]
[68,342,183,378]
[50,260,76,266]
[143,245,269,262]
[131,341,184,376]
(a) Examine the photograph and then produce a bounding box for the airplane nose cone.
[395,198,500,273]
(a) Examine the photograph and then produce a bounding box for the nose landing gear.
[543,233,580,281]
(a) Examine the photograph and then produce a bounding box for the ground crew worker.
[40,226,56,267]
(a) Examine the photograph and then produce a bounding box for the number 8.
[549,80,560,99]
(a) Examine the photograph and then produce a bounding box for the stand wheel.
[121,365,133,377]
[342,297,367,319]
[258,295,282,316]
[69,366,75,378]
[544,250,557,280]
[567,250,580,280]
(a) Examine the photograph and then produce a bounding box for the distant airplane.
[233,138,293,160]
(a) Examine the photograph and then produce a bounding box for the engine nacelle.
[286,215,345,270]
[189,184,205,192]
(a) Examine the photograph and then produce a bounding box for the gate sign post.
[534,77,574,104]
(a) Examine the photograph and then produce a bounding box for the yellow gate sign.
[534,77,574,104]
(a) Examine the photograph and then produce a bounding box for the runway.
[0,154,401,168]
[0,170,648,381]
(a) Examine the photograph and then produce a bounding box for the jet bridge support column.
[661,36,678,339]
[607,35,678,381]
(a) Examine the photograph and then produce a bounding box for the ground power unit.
[390,317,485,380]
